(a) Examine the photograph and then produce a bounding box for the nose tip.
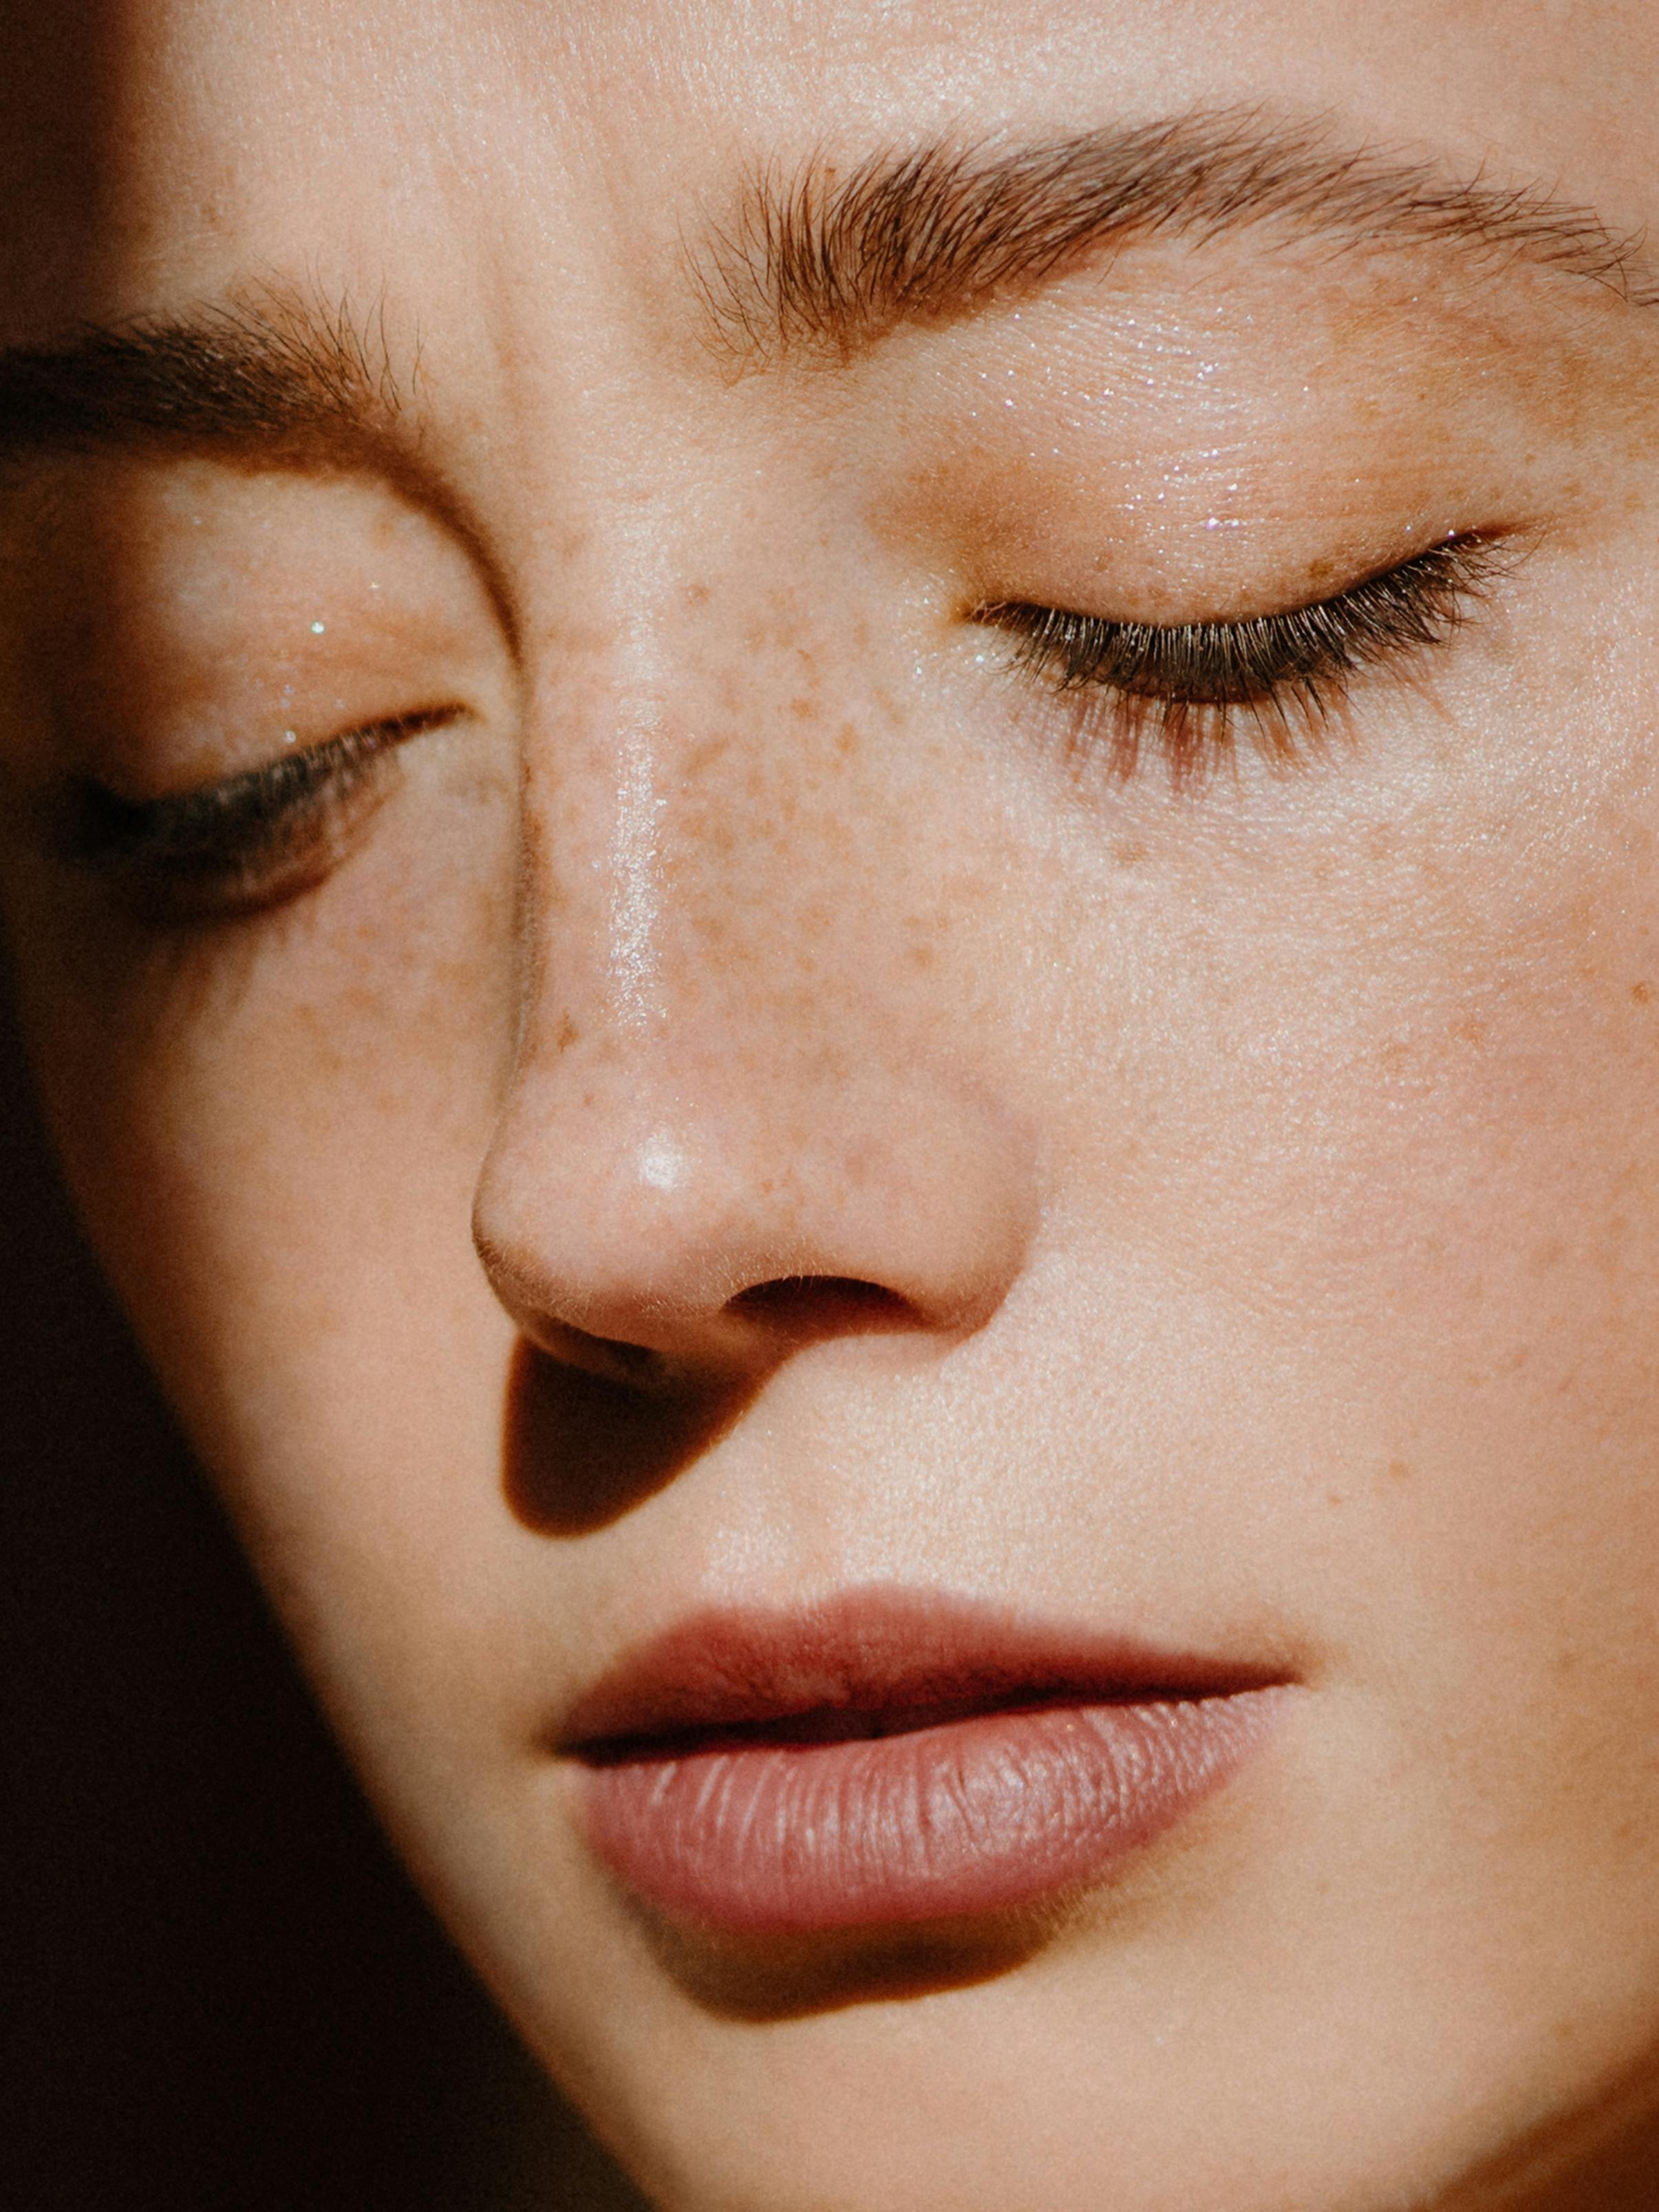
[472,1077,1034,1387]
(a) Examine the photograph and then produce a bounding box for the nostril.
[726,1275,919,1338]
[503,1278,928,1393]
[520,1318,680,1391]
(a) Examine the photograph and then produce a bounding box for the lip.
[564,1587,1294,1934]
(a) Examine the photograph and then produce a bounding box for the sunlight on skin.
[4,3,1659,2207]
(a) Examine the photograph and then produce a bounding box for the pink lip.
[565,1588,1293,1933]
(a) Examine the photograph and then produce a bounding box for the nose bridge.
[531,537,892,1046]
[590,543,706,1035]
[473,531,1036,1373]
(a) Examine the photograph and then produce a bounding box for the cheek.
[5,747,517,1462]
[1022,679,1659,1432]
[978,768,1659,2094]
[1,758,547,1801]
[996,646,1659,1604]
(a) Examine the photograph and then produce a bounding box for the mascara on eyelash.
[978,534,1506,784]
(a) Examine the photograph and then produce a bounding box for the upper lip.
[561,1584,1292,1757]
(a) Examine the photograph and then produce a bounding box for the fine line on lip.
[577,1688,1291,1933]
[561,1586,1297,1933]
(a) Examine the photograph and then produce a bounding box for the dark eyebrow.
[698,109,1658,364]
[0,291,405,471]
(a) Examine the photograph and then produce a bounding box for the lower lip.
[579,1689,1285,1933]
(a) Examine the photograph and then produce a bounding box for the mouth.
[563,1586,1296,1934]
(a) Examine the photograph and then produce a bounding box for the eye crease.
[976,533,1509,785]
[58,703,466,921]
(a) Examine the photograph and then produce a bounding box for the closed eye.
[58,704,467,921]
[974,533,1509,785]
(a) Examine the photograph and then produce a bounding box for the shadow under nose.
[502,1336,749,1536]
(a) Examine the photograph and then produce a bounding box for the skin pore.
[6,1,1659,2206]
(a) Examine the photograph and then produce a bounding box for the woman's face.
[6,1,1659,2204]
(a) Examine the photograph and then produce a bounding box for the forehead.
[3,0,1656,351]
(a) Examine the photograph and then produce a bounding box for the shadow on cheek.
[501,1336,749,1535]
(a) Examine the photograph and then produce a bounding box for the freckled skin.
[6,3,1659,2209]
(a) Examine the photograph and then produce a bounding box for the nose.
[473,1040,1032,1384]
[472,548,1036,1393]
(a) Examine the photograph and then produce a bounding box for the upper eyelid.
[59,704,466,868]
[973,534,1511,661]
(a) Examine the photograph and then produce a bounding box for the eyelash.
[55,537,1496,920]
[976,535,1503,784]
[63,705,463,920]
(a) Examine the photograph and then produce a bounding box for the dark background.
[0,997,648,2211]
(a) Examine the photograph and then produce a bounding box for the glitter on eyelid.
[310,621,326,634]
